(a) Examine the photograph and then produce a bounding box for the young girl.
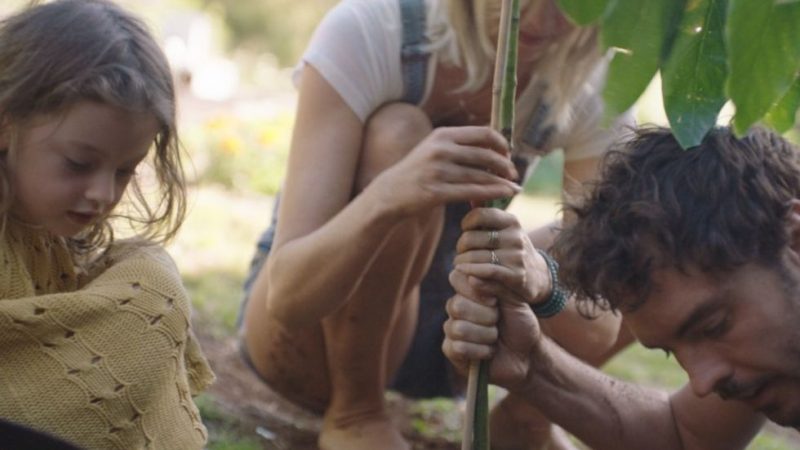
[239,0,631,449]
[0,1,214,449]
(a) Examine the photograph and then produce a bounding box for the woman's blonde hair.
[0,0,186,254]
[429,0,605,153]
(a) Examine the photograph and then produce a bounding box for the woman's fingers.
[448,144,518,180]
[456,228,507,253]
[454,247,526,275]
[384,126,522,210]
[430,164,522,196]
[460,207,520,232]
[451,262,529,311]
[435,126,510,156]
[437,182,522,204]
[453,261,528,299]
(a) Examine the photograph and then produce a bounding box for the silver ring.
[488,230,499,249]
[490,250,500,265]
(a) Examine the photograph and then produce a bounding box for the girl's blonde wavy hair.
[428,0,605,154]
[0,0,186,255]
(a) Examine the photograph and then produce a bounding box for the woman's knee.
[356,102,432,191]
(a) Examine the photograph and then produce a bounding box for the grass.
[172,185,797,450]
[605,344,687,391]
[195,394,264,450]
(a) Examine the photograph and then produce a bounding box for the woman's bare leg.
[243,103,441,450]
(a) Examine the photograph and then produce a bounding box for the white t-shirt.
[294,0,406,121]
[294,0,633,162]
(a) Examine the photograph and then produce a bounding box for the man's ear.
[786,199,800,255]
[0,116,10,151]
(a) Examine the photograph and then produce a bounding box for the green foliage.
[750,433,798,450]
[524,151,563,197]
[727,0,800,135]
[408,397,462,441]
[556,0,615,25]
[599,0,684,121]
[604,344,687,390]
[192,0,336,66]
[661,0,728,148]
[560,0,800,148]
[183,113,292,195]
[765,77,800,133]
[183,270,245,335]
[195,395,262,450]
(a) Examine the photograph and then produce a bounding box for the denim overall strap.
[399,0,430,104]
[391,0,472,399]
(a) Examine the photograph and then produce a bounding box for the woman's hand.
[443,207,553,391]
[452,207,551,307]
[371,127,521,218]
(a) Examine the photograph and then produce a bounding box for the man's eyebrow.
[675,295,724,339]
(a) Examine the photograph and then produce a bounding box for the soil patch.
[195,327,460,450]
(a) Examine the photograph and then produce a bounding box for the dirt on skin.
[195,327,460,450]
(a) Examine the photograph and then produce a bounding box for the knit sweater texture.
[0,221,215,449]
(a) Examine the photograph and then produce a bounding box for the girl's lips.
[67,211,98,226]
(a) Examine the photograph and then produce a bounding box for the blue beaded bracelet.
[532,249,569,318]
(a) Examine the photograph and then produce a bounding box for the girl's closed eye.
[64,156,93,173]
[116,166,137,180]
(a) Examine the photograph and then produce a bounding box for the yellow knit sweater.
[0,221,215,449]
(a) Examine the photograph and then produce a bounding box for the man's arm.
[443,289,764,450]
[520,337,764,450]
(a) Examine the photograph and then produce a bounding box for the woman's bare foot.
[319,412,410,450]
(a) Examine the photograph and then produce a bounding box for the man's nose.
[677,346,733,398]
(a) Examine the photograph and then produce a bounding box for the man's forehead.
[623,267,725,346]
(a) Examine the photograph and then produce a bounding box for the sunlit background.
[1,1,797,449]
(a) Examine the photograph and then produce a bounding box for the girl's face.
[3,101,158,237]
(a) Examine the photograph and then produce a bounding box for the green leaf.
[659,0,689,62]
[662,0,728,149]
[556,0,616,25]
[764,75,800,133]
[600,0,685,122]
[727,0,800,135]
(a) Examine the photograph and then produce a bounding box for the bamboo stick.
[462,1,520,449]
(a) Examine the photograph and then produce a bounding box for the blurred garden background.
[2,1,799,449]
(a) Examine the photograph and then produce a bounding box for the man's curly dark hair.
[553,126,800,312]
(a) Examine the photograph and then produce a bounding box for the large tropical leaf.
[556,0,616,25]
[727,0,800,134]
[600,0,685,122]
[764,75,800,134]
[662,0,728,148]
